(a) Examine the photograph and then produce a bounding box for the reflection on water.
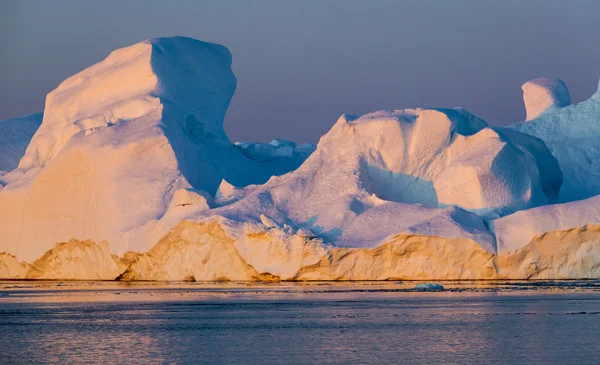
[1,287,600,364]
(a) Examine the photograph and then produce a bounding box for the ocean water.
[1,282,600,364]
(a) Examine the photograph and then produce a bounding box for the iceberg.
[414,283,444,290]
[1,37,599,281]
[0,37,311,262]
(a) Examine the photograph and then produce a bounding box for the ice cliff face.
[296,225,600,280]
[0,37,599,280]
[26,239,126,280]
[118,221,266,281]
[0,253,32,279]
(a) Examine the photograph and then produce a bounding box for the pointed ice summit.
[522,77,571,121]
[19,37,235,171]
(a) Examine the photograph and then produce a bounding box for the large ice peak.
[311,108,561,218]
[0,37,308,261]
[522,77,570,121]
[19,37,236,169]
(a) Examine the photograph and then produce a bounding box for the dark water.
[1,289,600,364]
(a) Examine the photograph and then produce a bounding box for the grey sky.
[1,0,599,143]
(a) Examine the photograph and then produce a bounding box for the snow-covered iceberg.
[0,37,312,262]
[1,37,599,281]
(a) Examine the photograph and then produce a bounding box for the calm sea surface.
[1,282,599,364]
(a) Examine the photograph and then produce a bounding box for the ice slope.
[0,113,42,179]
[492,195,600,253]
[510,78,600,202]
[0,37,310,262]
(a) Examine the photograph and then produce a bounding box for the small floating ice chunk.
[414,283,444,290]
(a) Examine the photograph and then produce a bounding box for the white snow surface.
[493,195,600,253]
[510,78,600,202]
[19,38,236,170]
[282,109,559,220]
[162,107,562,258]
[0,36,599,280]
